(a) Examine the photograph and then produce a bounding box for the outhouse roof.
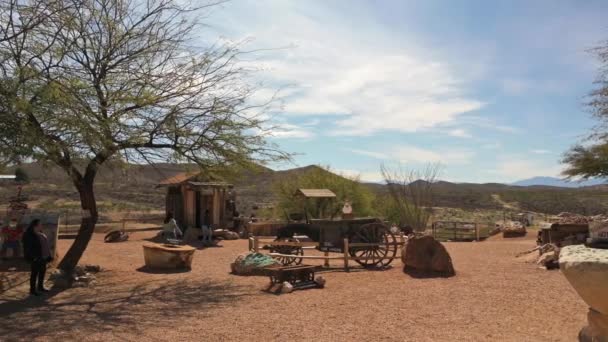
[296,188,336,198]
[157,172,199,186]
[188,181,233,189]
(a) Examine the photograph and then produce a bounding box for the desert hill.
[1,163,607,216]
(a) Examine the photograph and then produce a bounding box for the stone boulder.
[537,250,560,270]
[213,229,239,240]
[230,252,280,276]
[402,235,455,277]
[560,245,608,341]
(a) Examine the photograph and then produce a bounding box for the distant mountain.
[511,176,606,188]
[4,162,608,216]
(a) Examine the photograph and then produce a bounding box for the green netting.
[241,253,278,268]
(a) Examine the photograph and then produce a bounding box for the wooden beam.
[264,241,320,247]
[343,238,349,272]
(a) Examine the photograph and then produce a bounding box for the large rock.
[230,252,280,276]
[560,245,608,341]
[143,243,195,269]
[402,235,455,277]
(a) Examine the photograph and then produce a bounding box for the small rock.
[74,265,86,277]
[83,264,101,273]
[281,281,293,294]
[48,269,66,280]
[314,276,326,288]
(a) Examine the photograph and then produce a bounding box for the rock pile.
[502,221,527,238]
[402,235,455,277]
[49,264,102,288]
[214,229,239,240]
[516,244,560,270]
[556,212,590,225]
[230,252,280,276]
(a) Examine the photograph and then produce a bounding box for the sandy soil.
[0,232,587,341]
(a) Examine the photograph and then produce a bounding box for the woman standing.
[22,219,52,296]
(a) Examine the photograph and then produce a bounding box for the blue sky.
[203,0,608,183]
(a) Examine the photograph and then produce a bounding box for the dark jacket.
[22,229,42,262]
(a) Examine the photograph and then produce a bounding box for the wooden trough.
[143,243,195,269]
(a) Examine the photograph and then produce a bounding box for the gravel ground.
[0,232,587,341]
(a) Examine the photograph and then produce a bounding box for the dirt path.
[491,193,520,211]
[0,232,586,341]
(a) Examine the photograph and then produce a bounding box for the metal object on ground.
[265,264,320,292]
[104,230,129,243]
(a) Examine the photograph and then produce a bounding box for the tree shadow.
[141,236,223,250]
[0,276,250,340]
[135,266,192,274]
[0,260,32,294]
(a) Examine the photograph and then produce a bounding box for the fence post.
[343,238,349,272]
[253,236,259,253]
[324,251,330,268]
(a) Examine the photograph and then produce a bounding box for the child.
[1,217,23,259]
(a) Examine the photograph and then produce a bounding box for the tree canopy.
[273,166,375,220]
[0,0,288,271]
[563,42,608,179]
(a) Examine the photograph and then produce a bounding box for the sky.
[202,0,608,183]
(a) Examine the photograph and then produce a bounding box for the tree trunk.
[58,179,98,273]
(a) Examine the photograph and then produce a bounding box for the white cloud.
[348,149,388,159]
[481,142,502,149]
[269,123,314,139]
[335,169,385,183]
[447,129,472,138]
[530,149,551,154]
[209,1,484,136]
[486,157,564,182]
[349,146,474,165]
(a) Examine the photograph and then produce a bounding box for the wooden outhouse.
[157,172,235,230]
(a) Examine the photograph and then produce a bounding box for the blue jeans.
[1,240,20,258]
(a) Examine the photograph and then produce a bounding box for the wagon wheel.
[349,223,397,268]
[270,237,303,266]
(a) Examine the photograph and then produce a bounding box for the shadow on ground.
[403,267,456,279]
[0,276,249,340]
[135,266,192,274]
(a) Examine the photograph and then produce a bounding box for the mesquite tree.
[563,41,608,179]
[380,163,440,232]
[0,0,287,272]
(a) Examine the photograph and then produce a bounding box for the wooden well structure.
[157,172,235,230]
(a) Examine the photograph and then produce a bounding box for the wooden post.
[343,238,349,272]
[324,251,330,268]
[253,236,259,253]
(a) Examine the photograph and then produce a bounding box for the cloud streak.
[211,1,484,136]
